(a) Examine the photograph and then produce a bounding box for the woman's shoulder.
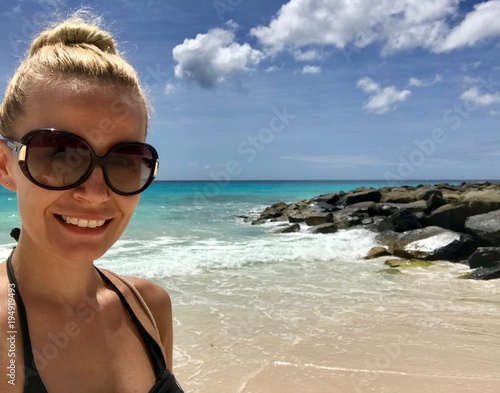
[123,275,173,314]
[121,275,174,369]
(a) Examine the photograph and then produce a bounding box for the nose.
[72,165,111,204]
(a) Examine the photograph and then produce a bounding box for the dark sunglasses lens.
[26,133,91,188]
[105,144,156,194]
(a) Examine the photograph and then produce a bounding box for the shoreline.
[172,285,500,392]
[250,181,500,279]
[164,254,500,393]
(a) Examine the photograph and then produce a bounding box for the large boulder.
[338,189,382,206]
[381,188,417,203]
[426,192,447,212]
[257,201,287,220]
[305,212,333,226]
[389,209,422,232]
[467,247,500,268]
[469,265,500,280]
[308,223,338,234]
[274,223,301,234]
[387,226,476,261]
[332,211,364,229]
[462,189,500,216]
[365,246,392,259]
[464,209,500,246]
[424,204,468,232]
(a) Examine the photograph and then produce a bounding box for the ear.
[0,141,17,191]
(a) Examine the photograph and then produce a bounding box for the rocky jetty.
[252,182,500,280]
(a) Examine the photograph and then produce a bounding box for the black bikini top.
[6,254,184,393]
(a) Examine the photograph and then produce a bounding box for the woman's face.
[4,78,148,262]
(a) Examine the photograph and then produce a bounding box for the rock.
[310,201,340,213]
[389,209,422,232]
[338,189,382,206]
[332,211,363,229]
[305,213,333,226]
[275,223,301,234]
[464,209,500,246]
[260,202,287,219]
[368,203,400,217]
[426,193,447,212]
[462,189,500,216]
[365,246,392,259]
[376,268,402,275]
[384,259,433,268]
[365,217,395,232]
[365,247,391,259]
[253,202,289,223]
[468,264,500,280]
[381,188,417,203]
[388,226,476,261]
[252,182,500,267]
[308,223,338,234]
[467,198,500,216]
[386,200,428,214]
[467,247,500,268]
[424,204,468,232]
[345,201,376,214]
[416,188,443,201]
[311,192,343,206]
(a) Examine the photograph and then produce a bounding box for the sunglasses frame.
[0,128,159,196]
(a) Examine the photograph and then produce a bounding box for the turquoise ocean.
[0,180,412,276]
[1,181,500,392]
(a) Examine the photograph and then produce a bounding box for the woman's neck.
[9,240,105,309]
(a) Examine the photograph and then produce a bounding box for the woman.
[0,11,183,393]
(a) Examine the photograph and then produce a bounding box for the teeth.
[61,216,106,228]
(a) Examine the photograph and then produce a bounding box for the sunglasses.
[0,128,159,196]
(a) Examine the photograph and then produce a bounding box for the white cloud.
[251,0,458,54]
[250,0,500,56]
[460,87,500,106]
[408,74,442,87]
[438,0,500,52]
[408,77,424,87]
[357,77,379,93]
[165,82,176,95]
[301,65,321,75]
[357,77,411,114]
[293,49,322,61]
[172,25,264,89]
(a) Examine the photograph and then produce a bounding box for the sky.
[0,0,500,182]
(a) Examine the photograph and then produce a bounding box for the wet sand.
[173,310,500,392]
[162,260,500,393]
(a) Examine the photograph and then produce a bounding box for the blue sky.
[1,0,500,181]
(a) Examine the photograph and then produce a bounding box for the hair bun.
[29,15,117,56]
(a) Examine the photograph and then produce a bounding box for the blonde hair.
[0,10,149,136]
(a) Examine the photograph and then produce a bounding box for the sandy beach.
[166,258,500,393]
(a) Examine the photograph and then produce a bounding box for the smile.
[60,215,107,228]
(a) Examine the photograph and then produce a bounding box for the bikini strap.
[96,269,166,377]
[104,270,160,336]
